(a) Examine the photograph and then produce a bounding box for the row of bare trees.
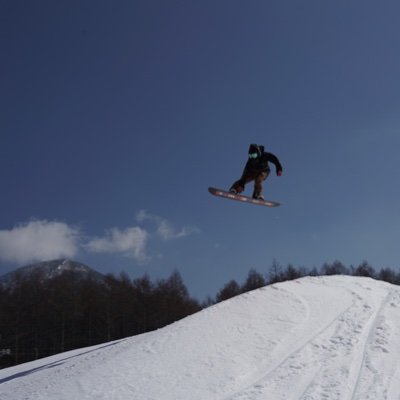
[214,260,400,302]
[0,270,200,368]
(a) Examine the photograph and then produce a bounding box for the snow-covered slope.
[1,276,400,400]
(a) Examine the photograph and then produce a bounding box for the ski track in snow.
[1,276,400,400]
[226,279,400,400]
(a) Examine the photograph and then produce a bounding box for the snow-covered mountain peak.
[0,259,104,286]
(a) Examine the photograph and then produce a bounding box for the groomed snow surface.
[1,276,400,400]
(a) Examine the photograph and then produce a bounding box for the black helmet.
[248,144,263,159]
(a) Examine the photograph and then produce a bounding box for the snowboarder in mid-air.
[229,144,283,200]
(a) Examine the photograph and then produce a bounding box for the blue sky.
[1,1,400,300]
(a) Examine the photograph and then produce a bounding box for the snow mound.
[1,276,400,400]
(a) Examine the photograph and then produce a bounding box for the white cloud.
[85,227,149,263]
[0,219,80,264]
[136,210,199,240]
[0,212,198,266]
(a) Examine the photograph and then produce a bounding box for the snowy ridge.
[1,276,400,399]
[0,259,104,286]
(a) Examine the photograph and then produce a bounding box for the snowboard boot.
[253,192,265,200]
[230,185,244,194]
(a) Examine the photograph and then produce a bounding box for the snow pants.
[230,170,269,198]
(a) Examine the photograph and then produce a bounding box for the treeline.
[215,260,400,302]
[1,259,399,368]
[0,269,200,368]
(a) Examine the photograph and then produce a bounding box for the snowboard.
[208,187,280,207]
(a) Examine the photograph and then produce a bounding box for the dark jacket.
[245,144,283,175]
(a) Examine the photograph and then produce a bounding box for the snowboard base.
[208,187,280,207]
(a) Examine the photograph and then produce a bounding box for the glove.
[277,170,282,176]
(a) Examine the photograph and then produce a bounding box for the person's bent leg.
[252,171,269,199]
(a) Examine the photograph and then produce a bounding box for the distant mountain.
[0,259,104,287]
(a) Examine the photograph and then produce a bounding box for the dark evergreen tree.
[132,274,155,334]
[153,270,200,328]
[308,266,320,277]
[321,260,349,276]
[282,264,303,281]
[354,261,375,278]
[241,269,266,293]
[215,280,241,302]
[377,267,399,284]
[268,258,283,284]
